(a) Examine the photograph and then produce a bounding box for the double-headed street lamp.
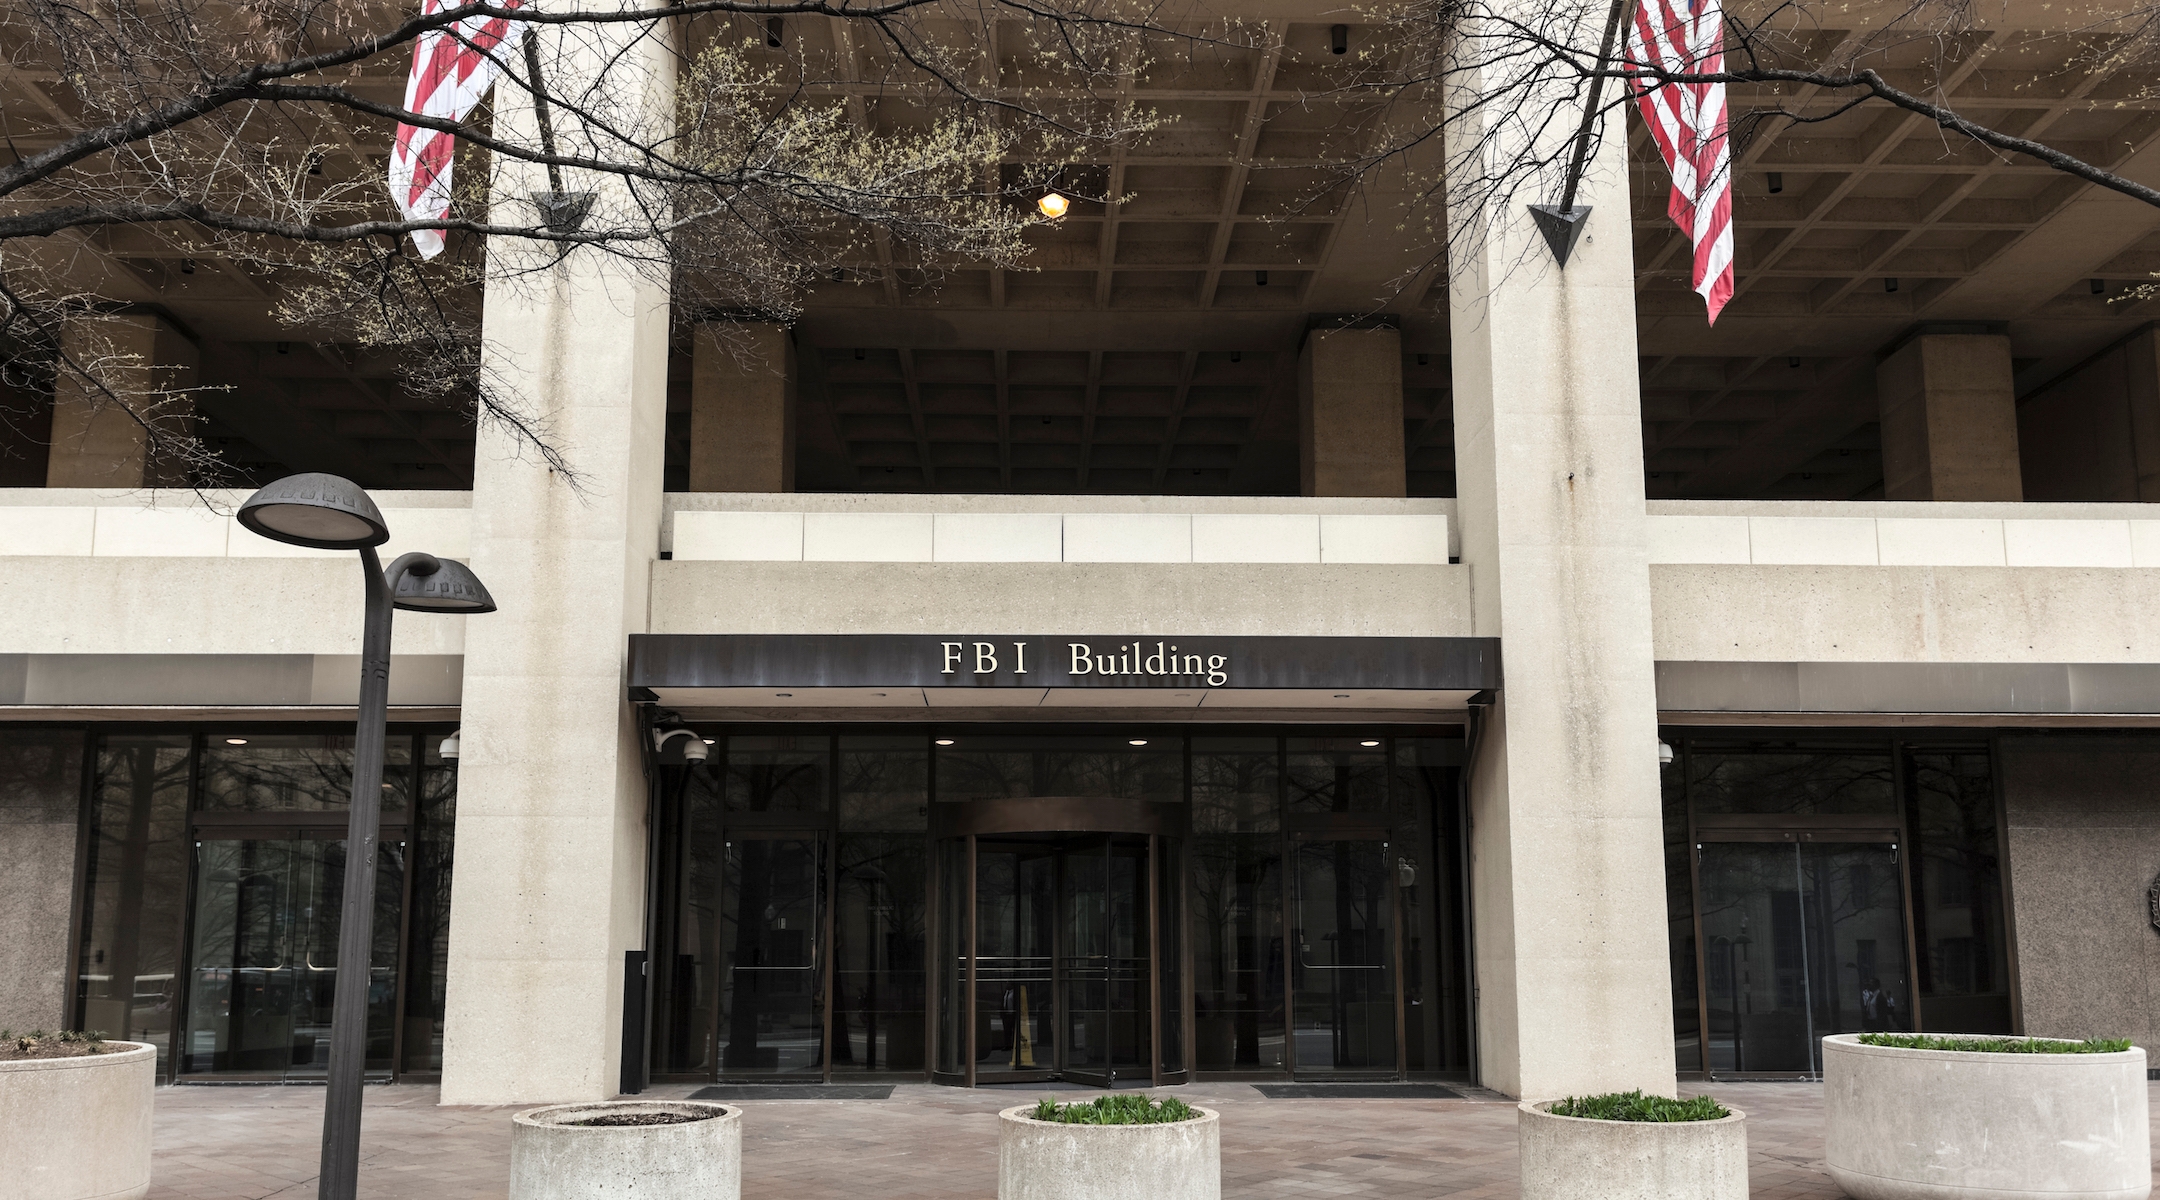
[236,473,496,1200]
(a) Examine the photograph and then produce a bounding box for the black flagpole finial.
[1528,204,1593,267]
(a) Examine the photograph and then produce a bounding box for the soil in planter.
[1856,1033,2132,1054]
[1549,1091,1729,1122]
[559,1111,720,1127]
[0,1031,123,1062]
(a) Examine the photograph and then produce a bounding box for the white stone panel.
[672,511,803,561]
[380,506,474,562]
[2132,520,2160,568]
[91,506,228,556]
[1746,517,1879,565]
[932,513,1063,562]
[1061,514,1192,562]
[1875,518,2005,567]
[2004,519,2133,567]
[802,513,933,562]
[1318,514,1450,564]
[1644,515,1750,564]
[1191,514,1319,563]
[0,506,96,556]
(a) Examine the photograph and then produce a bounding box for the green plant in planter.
[1858,1033,2131,1054]
[1029,1094,1199,1124]
[1549,1090,1729,1122]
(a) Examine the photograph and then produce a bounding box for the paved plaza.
[146,1077,2160,1199]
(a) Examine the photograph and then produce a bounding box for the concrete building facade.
[2,0,2159,1108]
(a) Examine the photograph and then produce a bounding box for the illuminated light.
[225,737,249,745]
[1128,739,1149,747]
[1360,739,1381,748]
[936,738,956,746]
[703,738,716,745]
[1037,191,1070,219]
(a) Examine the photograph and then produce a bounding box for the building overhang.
[626,633,1500,716]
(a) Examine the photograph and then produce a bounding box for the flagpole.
[1557,0,1637,216]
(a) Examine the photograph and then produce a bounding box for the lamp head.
[1036,191,1070,219]
[392,558,497,614]
[236,473,389,549]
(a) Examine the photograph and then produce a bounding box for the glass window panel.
[1192,738,1278,833]
[1286,738,1390,814]
[1688,744,1896,815]
[78,735,190,1071]
[714,836,825,1075]
[0,729,84,1031]
[839,737,927,831]
[650,761,723,1077]
[1394,737,1468,1075]
[725,737,829,816]
[934,839,966,1076]
[401,734,457,1074]
[832,832,928,1075]
[1905,748,2013,1034]
[934,735,1181,803]
[1289,840,1395,1071]
[199,734,411,814]
[1662,740,1701,1072]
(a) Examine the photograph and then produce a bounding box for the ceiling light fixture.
[225,737,249,745]
[936,738,956,746]
[1767,172,1784,194]
[1037,191,1071,219]
[1329,23,1349,54]
[1333,694,1350,699]
[1360,739,1381,748]
[1128,739,1149,746]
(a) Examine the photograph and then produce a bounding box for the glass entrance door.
[1697,839,1912,1076]
[715,834,826,1075]
[1290,839,1396,1075]
[181,834,401,1078]
[943,833,1158,1086]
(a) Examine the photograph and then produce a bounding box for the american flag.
[1626,0,1733,323]
[387,0,532,259]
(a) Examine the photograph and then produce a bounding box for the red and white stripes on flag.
[387,0,531,258]
[1626,0,1733,323]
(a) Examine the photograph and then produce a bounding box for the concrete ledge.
[998,1104,1220,1200]
[1516,1100,1748,1200]
[0,1041,154,1200]
[1656,661,2160,715]
[1823,1034,2151,1200]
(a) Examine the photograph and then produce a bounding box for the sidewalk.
[146,1079,2158,1199]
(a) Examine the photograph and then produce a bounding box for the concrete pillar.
[689,322,795,492]
[2017,325,2160,502]
[1876,333,2022,501]
[439,17,673,1105]
[1298,326,1406,496]
[1443,13,1676,1099]
[48,313,197,487]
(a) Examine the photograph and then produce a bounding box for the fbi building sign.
[628,633,1500,695]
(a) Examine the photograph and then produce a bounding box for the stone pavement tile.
[142,1077,2160,1198]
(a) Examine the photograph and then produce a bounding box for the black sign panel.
[628,634,1500,692]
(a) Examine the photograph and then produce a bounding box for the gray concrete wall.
[1998,735,2160,1050]
[0,730,83,1031]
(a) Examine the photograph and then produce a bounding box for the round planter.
[997,1103,1220,1200]
[1517,1099,1749,1200]
[509,1100,741,1200]
[1824,1033,2152,1200]
[0,1041,155,1200]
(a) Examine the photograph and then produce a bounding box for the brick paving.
[146,1079,2160,1199]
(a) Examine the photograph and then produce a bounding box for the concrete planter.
[0,1041,155,1200]
[509,1100,741,1200]
[1517,1099,1749,1200]
[1824,1033,2152,1200]
[997,1103,1220,1200]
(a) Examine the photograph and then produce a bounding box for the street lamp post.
[236,473,496,1200]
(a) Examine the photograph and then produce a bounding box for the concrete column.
[1876,333,2022,501]
[689,322,795,492]
[439,17,673,1105]
[2016,325,2160,502]
[1298,326,1406,496]
[48,313,197,487]
[1443,16,1676,1098]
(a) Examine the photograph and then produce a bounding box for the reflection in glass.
[715,837,825,1074]
[1660,746,1702,1072]
[1062,837,1150,1083]
[200,734,410,813]
[935,736,1181,804]
[1190,740,1284,1073]
[650,762,722,1075]
[400,739,456,1072]
[1394,738,1466,1074]
[77,735,190,1070]
[725,737,828,814]
[1688,745,1896,815]
[832,833,927,1074]
[181,836,400,1077]
[1290,841,1394,1072]
[1287,739,1389,813]
[1698,841,1910,1074]
[974,841,1056,1079]
[1905,749,2012,1033]
[935,839,966,1075]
